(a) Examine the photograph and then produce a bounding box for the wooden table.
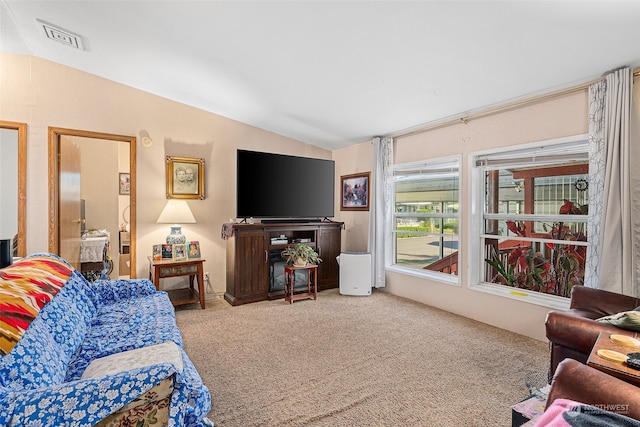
[587,330,640,386]
[148,256,206,309]
[283,264,318,304]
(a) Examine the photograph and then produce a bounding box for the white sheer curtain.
[368,137,393,288]
[632,73,640,293]
[584,79,606,288]
[586,67,637,295]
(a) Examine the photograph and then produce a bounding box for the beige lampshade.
[156,200,196,224]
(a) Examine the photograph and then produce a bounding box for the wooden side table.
[283,264,318,304]
[587,330,640,386]
[148,256,206,309]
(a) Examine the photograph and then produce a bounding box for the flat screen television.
[236,149,335,220]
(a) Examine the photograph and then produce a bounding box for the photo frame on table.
[172,243,187,261]
[161,244,173,259]
[340,172,370,211]
[187,241,201,259]
[119,173,130,195]
[166,156,205,200]
[152,244,162,261]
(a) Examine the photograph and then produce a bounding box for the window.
[392,157,460,279]
[474,138,590,298]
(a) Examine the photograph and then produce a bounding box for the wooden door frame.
[48,127,137,277]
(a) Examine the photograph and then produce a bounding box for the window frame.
[468,134,590,309]
[389,155,461,285]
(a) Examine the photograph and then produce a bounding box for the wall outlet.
[204,272,210,282]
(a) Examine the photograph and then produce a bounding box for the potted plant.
[281,243,322,266]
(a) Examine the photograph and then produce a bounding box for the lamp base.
[166,226,186,245]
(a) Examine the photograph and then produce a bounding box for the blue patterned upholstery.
[0,253,212,426]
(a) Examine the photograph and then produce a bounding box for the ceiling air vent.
[37,19,84,50]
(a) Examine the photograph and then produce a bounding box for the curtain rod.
[388,67,640,140]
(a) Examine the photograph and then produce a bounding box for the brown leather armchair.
[546,358,640,420]
[545,285,640,377]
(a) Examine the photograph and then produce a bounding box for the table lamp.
[156,200,196,244]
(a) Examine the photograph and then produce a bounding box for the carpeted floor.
[175,288,549,426]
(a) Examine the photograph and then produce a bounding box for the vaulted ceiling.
[1,1,639,150]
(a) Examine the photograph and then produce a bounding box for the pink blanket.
[534,398,640,426]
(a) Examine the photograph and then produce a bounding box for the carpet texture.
[175,288,549,426]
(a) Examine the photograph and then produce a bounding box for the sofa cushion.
[0,255,72,355]
[596,309,640,332]
[65,291,182,381]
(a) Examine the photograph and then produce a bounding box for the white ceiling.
[1,1,639,151]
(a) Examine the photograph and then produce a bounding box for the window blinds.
[393,157,459,180]
[474,138,589,170]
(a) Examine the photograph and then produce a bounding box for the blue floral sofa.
[0,253,212,426]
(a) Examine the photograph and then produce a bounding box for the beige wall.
[333,91,589,342]
[0,53,331,296]
[332,141,373,252]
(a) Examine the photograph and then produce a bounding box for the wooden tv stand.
[224,221,344,306]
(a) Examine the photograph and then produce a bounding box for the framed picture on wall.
[166,156,205,200]
[340,172,370,211]
[119,173,130,195]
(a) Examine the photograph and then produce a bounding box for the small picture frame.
[119,172,130,195]
[161,244,173,259]
[172,243,187,261]
[166,156,205,200]
[341,172,370,211]
[187,241,201,259]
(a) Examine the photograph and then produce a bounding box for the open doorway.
[0,121,26,259]
[48,127,136,278]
